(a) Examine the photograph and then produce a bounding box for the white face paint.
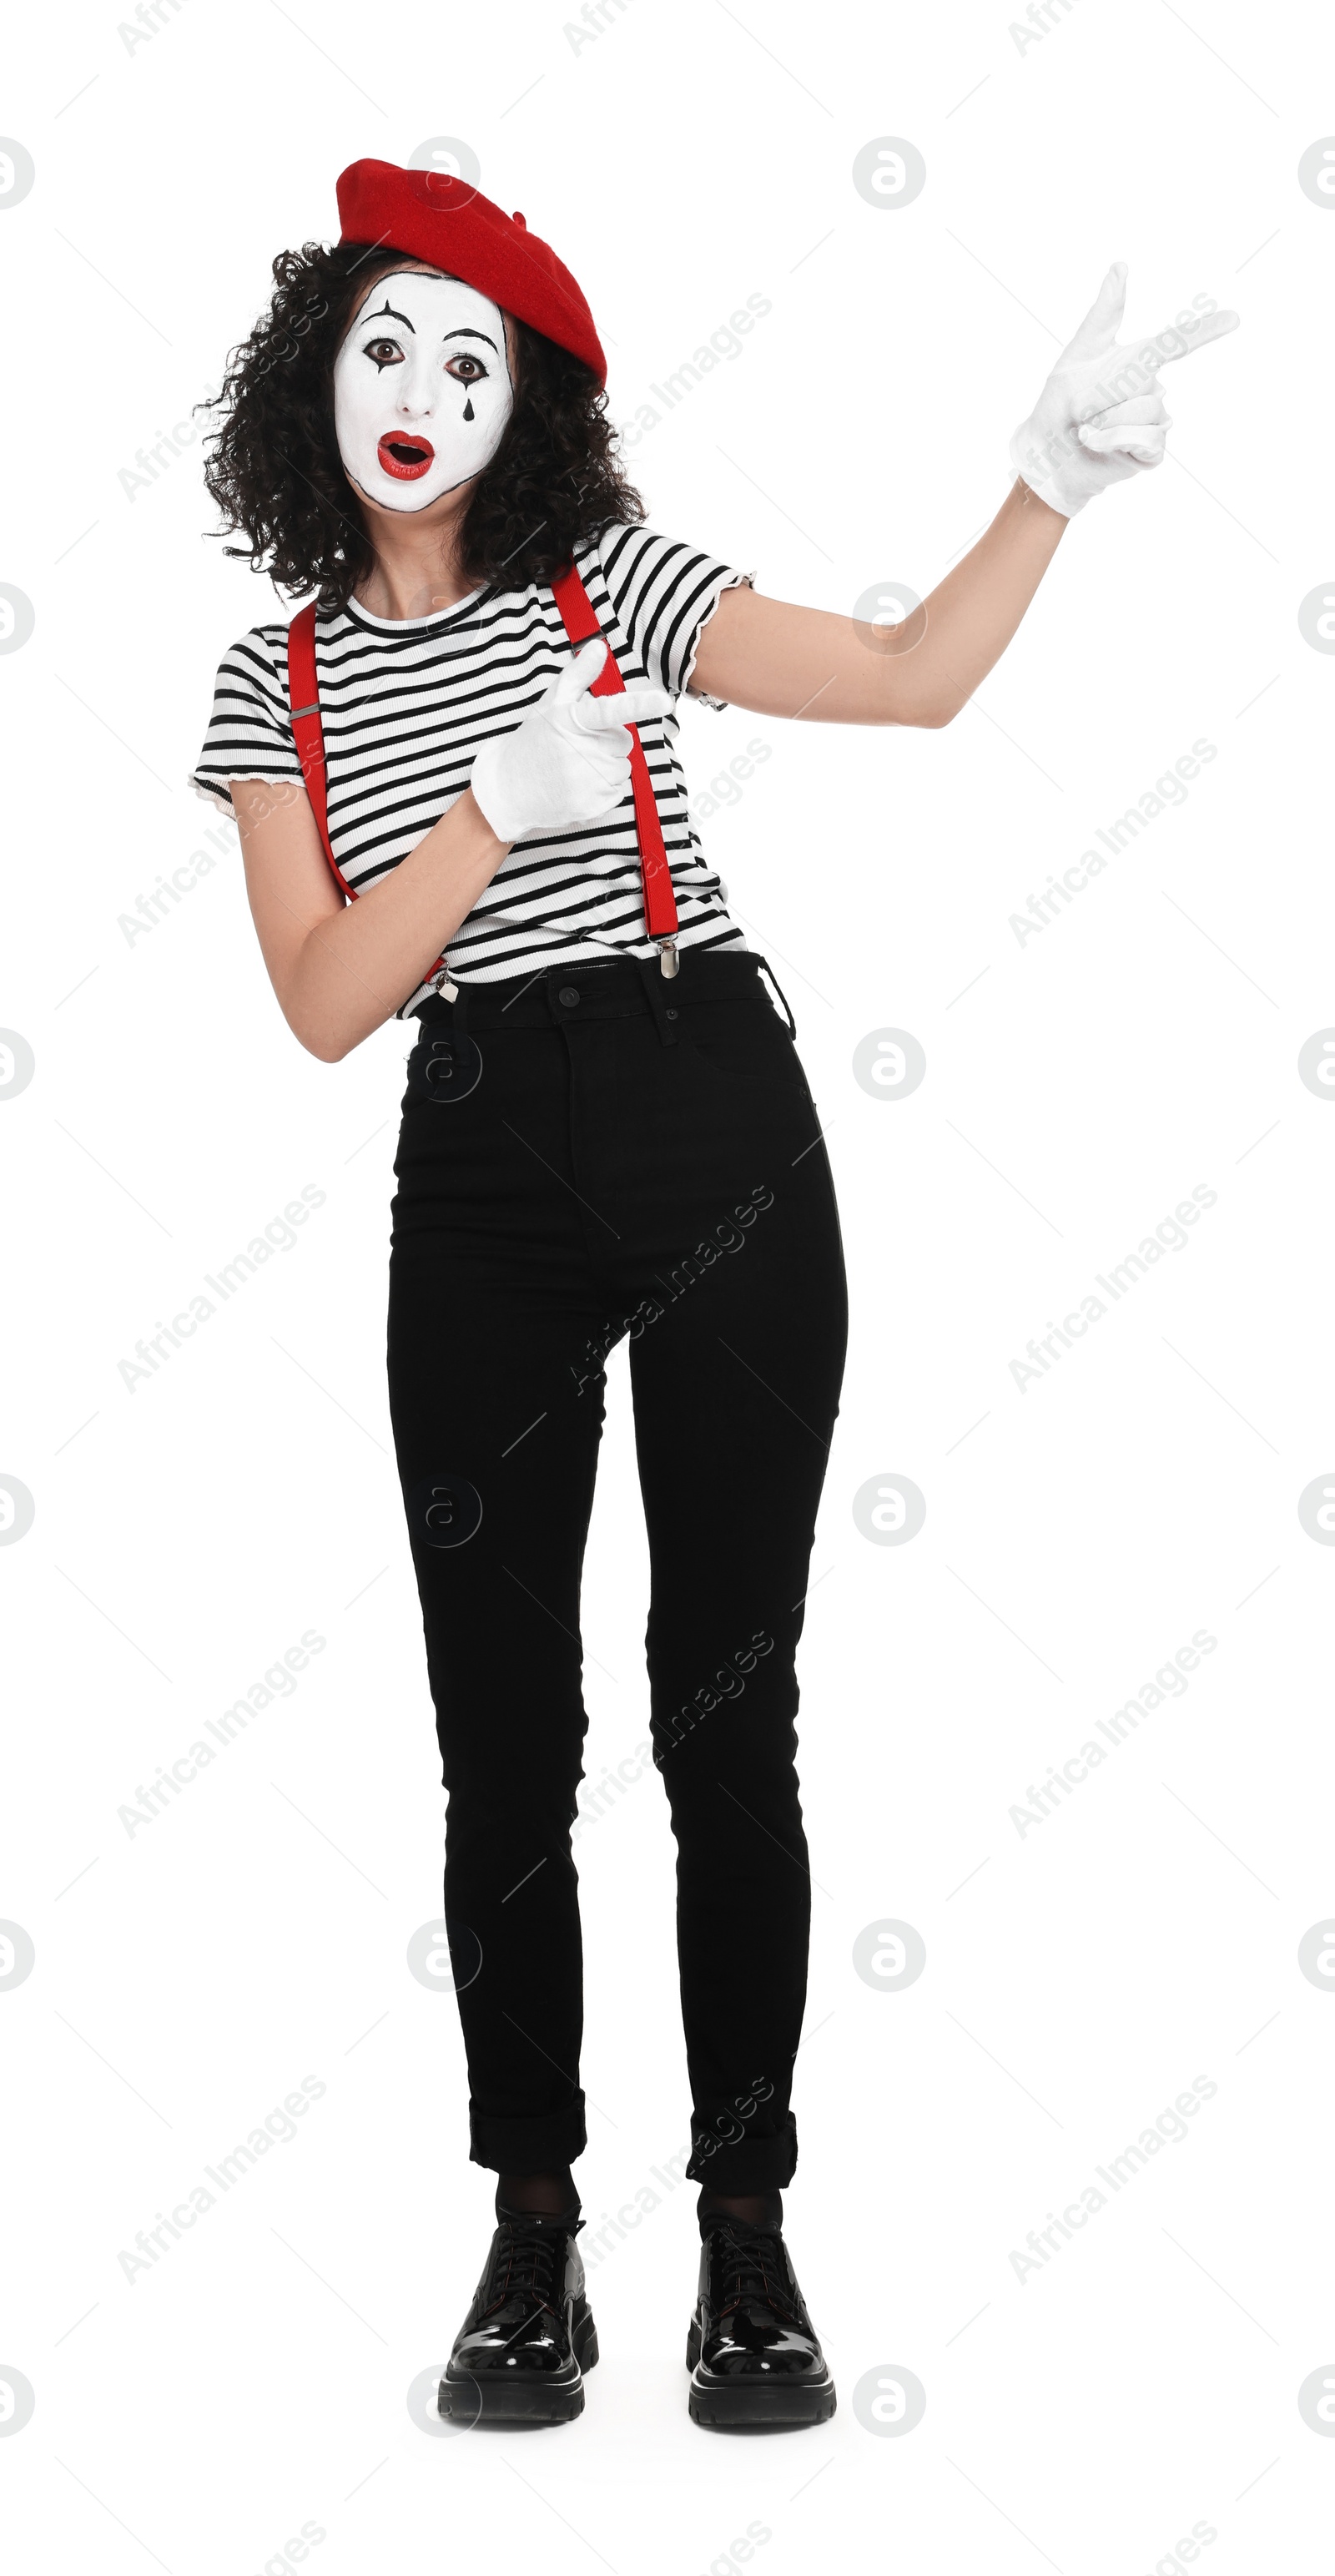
[333,268,513,513]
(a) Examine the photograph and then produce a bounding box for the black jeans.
[386,950,848,2190]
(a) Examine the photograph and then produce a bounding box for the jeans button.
[557,985,581,1007]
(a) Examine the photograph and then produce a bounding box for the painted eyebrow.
[354,314,499,354]
[357,299,416,334]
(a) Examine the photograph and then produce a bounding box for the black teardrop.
[462,396,475,422]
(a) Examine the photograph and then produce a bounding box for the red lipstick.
[377,433,436,481]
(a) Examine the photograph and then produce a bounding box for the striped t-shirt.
[190,523,751,1016]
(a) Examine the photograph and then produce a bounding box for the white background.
[3,2,1333,2568]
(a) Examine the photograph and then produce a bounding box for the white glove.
[469,636,673,844]
[1009,262,1239,518]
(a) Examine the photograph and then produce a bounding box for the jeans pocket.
[682,1006,814,1107]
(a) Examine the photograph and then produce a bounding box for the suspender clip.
[657,939,678,980]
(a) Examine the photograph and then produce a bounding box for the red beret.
[335,159,607,386]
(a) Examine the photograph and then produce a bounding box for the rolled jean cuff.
[685,2112,797,2191]
[469,2091,587,2174]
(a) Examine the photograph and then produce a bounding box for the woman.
[191,158,1236,2431]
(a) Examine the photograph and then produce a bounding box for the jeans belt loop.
[757,957,797,1041]
[635,952,679,1045]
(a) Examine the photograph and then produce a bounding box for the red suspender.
[286,569,679,993]
[286,601,452,991]
[549,562,680,960]
[286,602,353,897]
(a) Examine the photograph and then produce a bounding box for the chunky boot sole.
[685,2316,836,2432]
[439,2301,598,2429]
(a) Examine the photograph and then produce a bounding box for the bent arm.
[231,777,510,1061]
[689,477,1066,728]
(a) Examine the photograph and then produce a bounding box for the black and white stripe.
[190,524,751,1016]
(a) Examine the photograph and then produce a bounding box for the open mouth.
[376,433,436,481]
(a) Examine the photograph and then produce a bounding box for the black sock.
[496,2170,580,2225]
[698,2185,783,2230]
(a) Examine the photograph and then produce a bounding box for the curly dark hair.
[196,239,644,609]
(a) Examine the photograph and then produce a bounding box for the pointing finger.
[617,684,674,728]
[1129,308,1240,371]
[575,686,674,733]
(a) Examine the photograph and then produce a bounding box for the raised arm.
[690,477,1065,729]
[692,263,1238,732]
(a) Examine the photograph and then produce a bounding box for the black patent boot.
[687,2212,835,2431]
[438,2203,597,2427]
